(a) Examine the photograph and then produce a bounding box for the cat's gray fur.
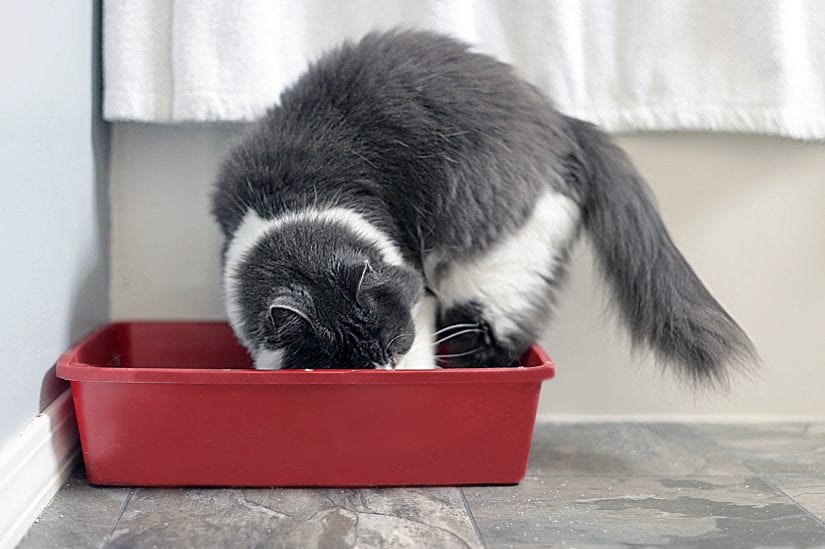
[212,29,756,383]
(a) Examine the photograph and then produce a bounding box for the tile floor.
[20,423,825,548]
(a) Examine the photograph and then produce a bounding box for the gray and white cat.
[212,30,756,383]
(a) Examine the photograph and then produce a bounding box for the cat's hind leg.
[429,190,580,367]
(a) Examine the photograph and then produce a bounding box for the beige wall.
[110,124,825,418]
[542,134,825,417]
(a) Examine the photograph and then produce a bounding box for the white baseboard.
[536,413,825,423]
[0,390,81,549]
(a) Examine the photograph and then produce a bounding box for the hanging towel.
[103,0,825,140]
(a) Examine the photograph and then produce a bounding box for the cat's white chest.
[393,294,438,370]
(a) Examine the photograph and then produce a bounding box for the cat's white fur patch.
[394,294,438,370]
[224,207,405,349]
[427,190,579,340]
[254,348,285,370]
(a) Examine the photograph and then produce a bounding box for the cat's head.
[228,231,423,370]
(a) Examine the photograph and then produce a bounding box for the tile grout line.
[459,487,487,549]
[707,426,825,531]
[102,488,134,548]
[760,476,825,531]
[669,423,825,531]
[708,424,825,533]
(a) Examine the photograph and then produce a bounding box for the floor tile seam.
[759,475,825,531]
[733,455,825,531]
[459,487,488,549]
[103,488,134,548]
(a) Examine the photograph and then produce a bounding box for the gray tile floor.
[20,423,825,548]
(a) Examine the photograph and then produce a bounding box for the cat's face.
[235,257,423,370]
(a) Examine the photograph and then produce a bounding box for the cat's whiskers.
[431,322,480,338]
[433,328,484,346]
[402,334,440,353]
[434,348,483,360]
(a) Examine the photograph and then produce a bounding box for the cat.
[211,29,756,383]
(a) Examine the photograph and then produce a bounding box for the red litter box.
[57,322,554,487]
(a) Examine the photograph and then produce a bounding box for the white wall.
[0,3,110,447]
[110,124,825,417]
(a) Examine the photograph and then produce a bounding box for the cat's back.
[295,31,568,245]
[281,29,557,143]
[215,30,572,261]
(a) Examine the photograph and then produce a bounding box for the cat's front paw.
[435,303,521,368]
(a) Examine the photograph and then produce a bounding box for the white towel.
[103,0,825,140]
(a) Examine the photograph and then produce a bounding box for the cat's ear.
[268,293,313,335]
[354,260,374,305]
[338,260,373,303]
[358,264,423,309]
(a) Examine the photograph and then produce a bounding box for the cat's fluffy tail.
[565,116,757,386]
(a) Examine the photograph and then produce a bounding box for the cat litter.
[57,321,554,487]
